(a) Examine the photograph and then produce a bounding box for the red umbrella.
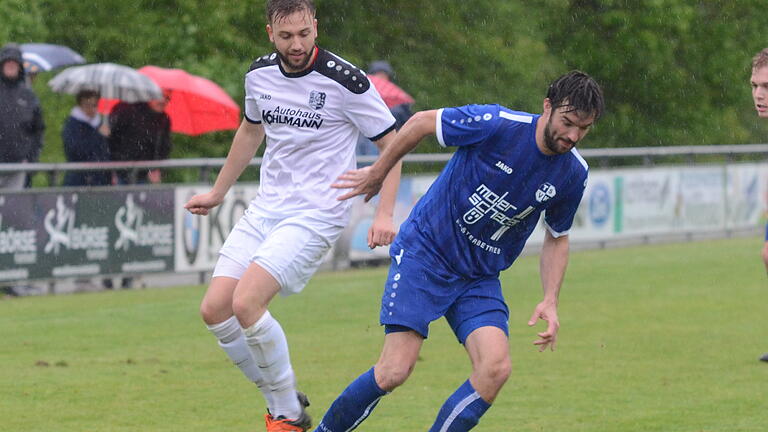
[99,66,240,135]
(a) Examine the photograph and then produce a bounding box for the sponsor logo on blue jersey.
[461,183,537,242]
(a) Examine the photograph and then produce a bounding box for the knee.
[477,356,512,387]
[375,360,416,391]
[231,296,268,327]
[230,296,249,320]
[200,297,225,325]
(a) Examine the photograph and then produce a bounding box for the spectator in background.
[356,60,415,156]
[108,93,172,184]
[105,93,171,290]
[751,47,768,363]
[0,43,45,189]
[62,89,111,186]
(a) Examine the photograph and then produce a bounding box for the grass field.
[2,237,768,431]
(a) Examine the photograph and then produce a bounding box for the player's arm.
[334,110,438,202]
[528,229,570,351]
[365,129,403,248]
[184,119,265,215]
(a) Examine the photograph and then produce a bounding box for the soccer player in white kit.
[183,1,401,430]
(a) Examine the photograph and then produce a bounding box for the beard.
[543,118,574,155]
[276,46,314,72]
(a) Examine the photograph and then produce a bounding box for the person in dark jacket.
[108,96,171,184]
[356,60,414,157]
[62,89,111,186]
[0,43,45,189]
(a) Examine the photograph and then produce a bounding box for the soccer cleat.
[264,410,312,432]
[264,391,312,431]
[760,353,768,362]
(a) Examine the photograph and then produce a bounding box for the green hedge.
[3,0,767,167]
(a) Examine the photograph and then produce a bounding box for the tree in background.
[3,0,768,171]
[544,0,768,147]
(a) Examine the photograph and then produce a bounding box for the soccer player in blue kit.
[751,48,768,363]
[314,71,605,431]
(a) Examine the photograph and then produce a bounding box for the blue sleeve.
[544,172,588,237]
[436,104,502,148]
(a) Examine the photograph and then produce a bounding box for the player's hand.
[331,166,384,202]
[528,299,560,352]
[367,213,396,248]
[183,191,224,216]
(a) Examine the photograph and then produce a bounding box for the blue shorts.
[764,223,768,241]
[380,249,509,345]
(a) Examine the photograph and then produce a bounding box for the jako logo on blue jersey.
[261,106,324,129]
[535,183,556,203]
[495,160,513,174]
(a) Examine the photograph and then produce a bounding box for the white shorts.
[212,213,342,296]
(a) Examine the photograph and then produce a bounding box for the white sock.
[243,311,301,419]
[207,316,274,411]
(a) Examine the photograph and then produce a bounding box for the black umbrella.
[49,63,162,102]
[21,43,86,73]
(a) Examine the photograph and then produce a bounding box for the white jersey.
[243,47,396,232]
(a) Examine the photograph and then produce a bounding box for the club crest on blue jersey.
[309,90,326,109]
[535,183,556,203]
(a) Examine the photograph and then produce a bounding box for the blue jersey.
[394,104,588,279]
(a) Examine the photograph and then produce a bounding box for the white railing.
[1,144,768,186]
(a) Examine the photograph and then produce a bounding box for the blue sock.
[314,367,387,432]
[428,379,491,432]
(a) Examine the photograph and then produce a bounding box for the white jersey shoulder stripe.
[499,111,533,123]
[570,148,589,171]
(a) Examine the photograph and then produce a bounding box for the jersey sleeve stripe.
[570,148,589,171]
[544,220,569,238]
[368,121,396,141]
[436,108,446,147]
[244,114,261,124]
[499,111,533,123]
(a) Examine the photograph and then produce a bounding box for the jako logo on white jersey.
[262,106,324,129]
[495,160,513,174]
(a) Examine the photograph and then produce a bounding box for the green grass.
[2,237,767,431]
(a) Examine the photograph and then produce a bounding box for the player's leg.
[315,247,449,432]
[761,232,768,362]
[200,257,272,410]
[314,329,423,432]
[760,231,768,362]
[200,215,276,411]
[429,278,510,431]
[234,262,300,420]
[237,222,335,429]
[464,327,511,402]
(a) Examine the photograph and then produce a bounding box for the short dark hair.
[752,48,768,71]
[546,70,605,120]
[76,89,100,104]
[266,0,315,24]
